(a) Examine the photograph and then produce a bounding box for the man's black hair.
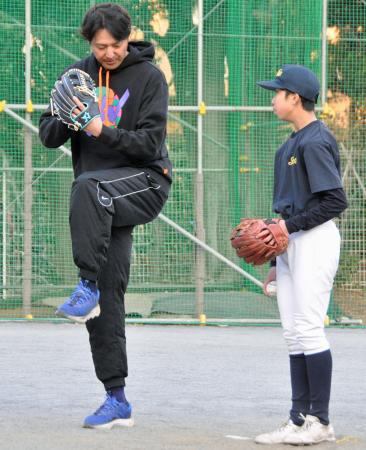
[81,3,131,42]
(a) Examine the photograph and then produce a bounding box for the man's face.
[271,89,297,121]
[91,28,129,70]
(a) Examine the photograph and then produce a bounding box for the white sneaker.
[254,419,301,444]
[283,414,335,445]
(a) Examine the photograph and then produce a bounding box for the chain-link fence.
[0,0,365,324]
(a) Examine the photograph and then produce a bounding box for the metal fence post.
[23,0,33,317]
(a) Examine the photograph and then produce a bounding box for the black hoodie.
[39,41,172,181]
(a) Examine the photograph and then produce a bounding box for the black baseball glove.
[50,68,100,131]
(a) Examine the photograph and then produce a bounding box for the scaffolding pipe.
[321,0,328,105]
[158,213,263,288]
[4,108,71,157]
[23,0,32,317]
[340,143,366,200]
[195,0,206,318]
[7,104,325,113]
[2,165,7,301]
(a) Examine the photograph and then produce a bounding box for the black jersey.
[273,120,343,219]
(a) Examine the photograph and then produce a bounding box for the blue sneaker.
[56,279,100,324]
[83,393,134,429]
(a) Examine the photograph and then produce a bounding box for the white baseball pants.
[276,220,341,355]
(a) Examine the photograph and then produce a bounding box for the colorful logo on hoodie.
[96,87,130,128]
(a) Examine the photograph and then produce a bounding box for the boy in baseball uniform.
[255,65,348,445]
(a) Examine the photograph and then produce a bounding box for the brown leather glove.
[230,218,289,266]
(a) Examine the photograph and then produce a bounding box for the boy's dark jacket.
[39,41,172,181]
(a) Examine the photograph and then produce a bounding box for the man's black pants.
[69,167,170,390]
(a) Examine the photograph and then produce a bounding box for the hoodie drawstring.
[98,66,110,124]
[98,66,102,110]
[105,70,110,121]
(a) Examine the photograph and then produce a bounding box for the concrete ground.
[0,323,365,450]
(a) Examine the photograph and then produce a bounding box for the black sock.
[305,349,332,425]
[110,387,127,403]
[289,354,310,425]
[81,278,98,292]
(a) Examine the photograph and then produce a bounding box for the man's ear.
[291,92,301,106]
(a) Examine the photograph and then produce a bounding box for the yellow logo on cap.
[276,68,283,77]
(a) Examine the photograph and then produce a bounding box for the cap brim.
[256,80,283,91]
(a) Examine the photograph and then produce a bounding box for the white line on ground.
[225,435,252,440]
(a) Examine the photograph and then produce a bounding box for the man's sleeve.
[285,188,348,233]
[39,106,73,148]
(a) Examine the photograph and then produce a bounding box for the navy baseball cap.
[257,64,320,103]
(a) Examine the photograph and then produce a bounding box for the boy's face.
[91,28,129,70]
[271,89,297,121]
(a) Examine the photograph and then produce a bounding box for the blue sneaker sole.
[56,304,101,324]
[83,417,134,430]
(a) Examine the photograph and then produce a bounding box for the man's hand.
[72,97,103,137]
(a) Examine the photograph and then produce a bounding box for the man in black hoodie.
[39,3,172,429]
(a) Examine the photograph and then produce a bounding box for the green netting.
[0,0,365,324]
